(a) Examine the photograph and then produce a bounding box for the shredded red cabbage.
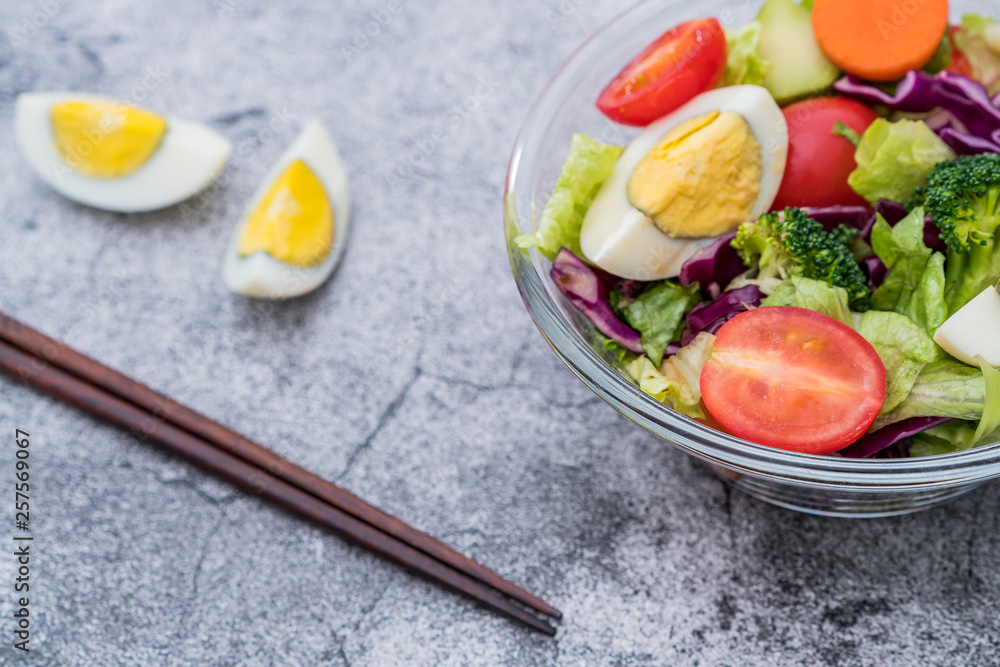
[834,70,1000,155]
[862,255,888,292]
[677,232,743,300]
[803,205,869,233]
[679,285,762,347]
[550,248,644,354]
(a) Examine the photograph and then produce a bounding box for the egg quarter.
[223,119,350,299]
[14,92,232,213]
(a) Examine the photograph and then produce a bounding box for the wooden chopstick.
[0,313,560,621]
[0,315,559,634]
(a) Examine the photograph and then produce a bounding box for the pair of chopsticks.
[0,312,560,635]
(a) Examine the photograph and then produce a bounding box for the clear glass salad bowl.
[505,0,1000,517]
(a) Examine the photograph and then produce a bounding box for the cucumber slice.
[757,0,840,103]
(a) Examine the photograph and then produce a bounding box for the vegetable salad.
[516,0,1000,458]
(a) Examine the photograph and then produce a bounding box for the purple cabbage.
[923,108,968,134]
[838,417,951,459]
[550,248,644,354]
[587,263,648,301]
[803,205,870,233]
[862,255,888,292]
[677,232,744,300]
[611,279,646,299]
[834,70,1000,155]
[940,128,1000,155]
[679,285,762,347]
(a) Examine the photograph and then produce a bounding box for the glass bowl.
[504,0,1000,517]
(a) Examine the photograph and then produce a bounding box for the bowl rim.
[503,0,1000,490]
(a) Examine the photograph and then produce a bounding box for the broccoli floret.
[911,153,1000,252]
[830,224,860,249]
[732,207,871,310]
[910,153,1000,313]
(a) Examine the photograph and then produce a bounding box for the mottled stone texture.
[0,0,998,665]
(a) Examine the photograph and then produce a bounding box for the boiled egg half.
[223,120,349,299]
[580,85,788,281]
[15,92,231,212]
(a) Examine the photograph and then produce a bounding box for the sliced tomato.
[700,307,886,455]
[770,97,879,211]
[596,18,727,127]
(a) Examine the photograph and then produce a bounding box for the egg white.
[580,85,788,281]
[15,92,232,213]
[223,120,350,299]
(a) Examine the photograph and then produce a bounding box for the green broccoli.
[909,153,1000,313]
[732,207,871,310]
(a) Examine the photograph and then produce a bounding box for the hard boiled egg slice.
[15,92,231,213]
[933,283,1000,366]
[223,120,349,299]
[580,85,788,281]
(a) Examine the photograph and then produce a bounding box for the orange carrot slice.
[812,0,949,82]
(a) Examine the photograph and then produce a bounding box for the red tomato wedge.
[700,307,886,455]
[596,18,726,127]
[770,97,879,211]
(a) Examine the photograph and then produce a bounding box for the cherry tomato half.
[770,97,879,211]
[700,307,886,455]
[596,18,727,127]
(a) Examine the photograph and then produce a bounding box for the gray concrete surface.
[0,0,999,664]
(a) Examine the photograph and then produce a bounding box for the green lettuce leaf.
[910,416,1000,457]
[871,360,987,430]
[953,14,1000,95]
[625,333,715,419]
[723,22,772,86]
[760,276,853,327]
[848,119,956,204]
[513,134,624,259]
[973,356,1000,443]
[910,421,983,457]
[595,332,639,366]
[856,310,938,414]
[869,209,948,335]
[621,282,702,366]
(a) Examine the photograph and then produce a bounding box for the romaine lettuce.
[973,356,1000,443]
[621,282,701,366]
[871,360,987,430]
[868,209,948,335]
[909,421,984,456]
[625,333,715,419]
[953,14,1000,95]
[761,275,853,327]
[514,134,623,259]
[723,23,772,87]
[856,310,939,414]
[848,119,956,204]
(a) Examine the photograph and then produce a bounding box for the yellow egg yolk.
[51,101,168,178]
[237,160,334,268]
[627,110,763,238]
